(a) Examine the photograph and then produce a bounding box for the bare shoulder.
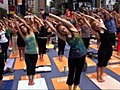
[30,31,35,35]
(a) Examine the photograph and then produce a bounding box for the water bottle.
[64,65,66,72]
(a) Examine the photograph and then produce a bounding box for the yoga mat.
[90,39,97,42]
[53,56,68,72]
[46,44,54,49]
[86,73,120,89]
[2,80,13,90]
[109,56,120,63]
[9,52,19,58]
[17,78,48,90]
[14,54,51,70]
[113,51,120,58]
[3,75,14,81]
[86,57,96,67]
[51,76,80,89]
[36,54,52,66]
[4,58,15,70]
[14,58,26,70]
[107,64,120,76]
[21,74,41,80]
[2,75,14,90]
[89,44,98,50]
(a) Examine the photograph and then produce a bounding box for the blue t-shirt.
[104,17,117,33]
[42,12,49,20]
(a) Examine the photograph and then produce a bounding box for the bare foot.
[40,58,44,61]
[97,77,102,82]
[59,59,63,62]
[100,77,105,82]
[28,82,32,85]
[28,82,35,86]
[31,82,35,85]
[20,58,23,61]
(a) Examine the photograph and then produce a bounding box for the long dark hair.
[56,24,69,35]
[19,24,30,35]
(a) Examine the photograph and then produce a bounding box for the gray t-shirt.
[81,24,90,38]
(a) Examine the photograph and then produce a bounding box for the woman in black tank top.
[82,13,112,82]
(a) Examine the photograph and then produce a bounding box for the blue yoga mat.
[2,80,13,90]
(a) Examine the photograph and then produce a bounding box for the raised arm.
[3,17,11,23]
[83,16,100,39]
[100,7,112,18]
[94,13,101,19]
[49,13,76,31]
[11,22,18,33]
[14,14,33,32]
[14,16,25,40]
[45,20,66,41]
[114,14,120,28]
[113,11,120,18]
[99,9,105,22]
[34,15,44,26]
[80,13,100,23]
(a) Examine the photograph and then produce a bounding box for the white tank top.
[0,31,8,43]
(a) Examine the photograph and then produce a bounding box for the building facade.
[27,0,46,14]
[0,0,8,19]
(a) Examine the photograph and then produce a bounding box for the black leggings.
[58,38,66,55]
[110,33,115,46]
[66,56,85,85]
[82,38,90,49]
[97,44,112,67]
[38,38,47,54]
[1,42,8,62]
[0,53,4,80]
[25,53,38,75]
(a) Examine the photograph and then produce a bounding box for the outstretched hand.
[80,13,85,16]
[13,14,17,17]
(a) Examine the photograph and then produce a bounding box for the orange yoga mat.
[9,52,19,58]
[86,72,120,89]
[107,64,120,76]
[46,44,54,49]
[53,56,68,72]
[90,39,97,42]
[113,51,120,58]
[86,57,96,67]
[3,75,14,81]
[14,54,51,70]
[51,76,80,90]
[21,74,41,80]
[14,58,26,70]
[109,56,120,63]
[36,54,52,66]
[89,44,98,50]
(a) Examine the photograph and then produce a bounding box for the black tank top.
[38,25,47,37]
[98,27,112,47]
[17,32,24,41]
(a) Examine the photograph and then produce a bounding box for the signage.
[9,5,15,14]
[18,0,22,5]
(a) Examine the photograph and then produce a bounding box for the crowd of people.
[0,5,120,90]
